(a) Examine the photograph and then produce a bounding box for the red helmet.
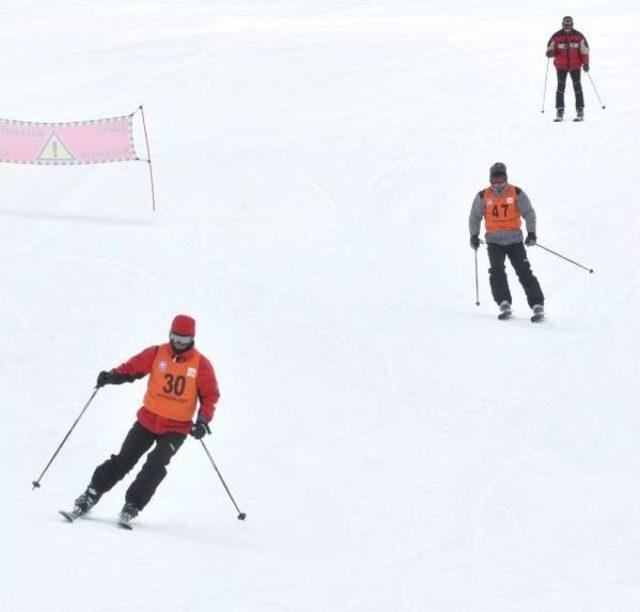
[171,314,195,336]
[170,315,196,352]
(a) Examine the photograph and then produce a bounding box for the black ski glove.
[96,370,116,388]
[190,418,211,440]
[470,234,481,250]
[96,370,135,387]
[583,63,589,72]
[525,232,537,246]
[546,49,554,58]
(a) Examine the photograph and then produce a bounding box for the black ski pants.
[487,241,544,308]
[90,421,186,511]
[556,69,584,110]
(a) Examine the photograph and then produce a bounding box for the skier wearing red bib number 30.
[469,163,545,321]
[68,314,220,526]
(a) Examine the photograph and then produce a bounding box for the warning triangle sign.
[37,130,75,162]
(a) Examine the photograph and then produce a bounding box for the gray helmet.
[490,162,507,180]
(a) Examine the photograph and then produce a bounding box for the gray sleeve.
[517,189,536,233]
[469,193,484,235]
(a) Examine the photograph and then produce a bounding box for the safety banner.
[0,115,137,165]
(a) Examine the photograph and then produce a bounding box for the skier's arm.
[546,35,555,56]
[111,346,159,381]
[580,35,589,63]
[517,190,537,233]
[469,191,484,236]
[196,356,220,423]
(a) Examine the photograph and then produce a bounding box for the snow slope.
[2,1,640,611]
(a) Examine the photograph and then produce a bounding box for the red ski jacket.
[113,345,220,435]
[547,29,589,71]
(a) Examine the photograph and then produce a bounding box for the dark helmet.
[562,15,574,27]
[489,162,507,180]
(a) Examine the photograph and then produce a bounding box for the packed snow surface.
[2,1,639,611]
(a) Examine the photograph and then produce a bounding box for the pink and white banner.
[0,115,137,165]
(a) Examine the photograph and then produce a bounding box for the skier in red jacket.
[546,16,590,122]
[66,314,220,526]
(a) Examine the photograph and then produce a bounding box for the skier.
[469,163,545,322]
[546,16,590,122]
[66,314,220,527]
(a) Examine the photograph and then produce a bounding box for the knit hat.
[171,314,196,337]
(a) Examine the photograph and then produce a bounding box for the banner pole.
[139,104,156,212]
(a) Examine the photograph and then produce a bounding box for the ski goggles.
[169,332,194,348]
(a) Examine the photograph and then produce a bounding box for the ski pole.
[541,57,550,113]
[536,243,594,274]
[474,248,480,306]
[586,71,606,109]
[473,239,484,305]
[200,439,247,521]
[32,387,100,490]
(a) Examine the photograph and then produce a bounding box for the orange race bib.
[483,185,521,232]
[143,344,201,422]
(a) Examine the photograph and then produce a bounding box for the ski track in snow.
[2,2,640,611]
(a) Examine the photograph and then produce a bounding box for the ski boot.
[574,107,584,122]
[531,304,545,323]
[553,108,564,122]
[60,486,99,522]
[498,300,512,320]
[118,502,139,530]
[73,487,99,516]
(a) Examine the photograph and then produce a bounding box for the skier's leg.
[89,421,155,497]
[487,242,512,306]
[506,242,545,308]
[555,69,568,111]
[125,432,187,511]
[570,69,584,110]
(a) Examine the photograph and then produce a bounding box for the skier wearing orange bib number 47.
[469,163,546,323]
[63,314,220,527]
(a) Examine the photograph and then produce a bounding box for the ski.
[531,313,545,323]
[553,117,564,122]
[573,117,584,122]
[59,509,81,522]
[60,509,134,530]
[498,312,512,320]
